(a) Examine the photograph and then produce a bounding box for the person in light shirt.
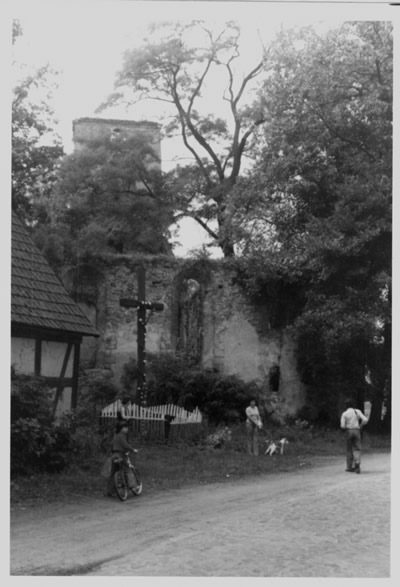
[245,399,263,456]
[340,398,368,473]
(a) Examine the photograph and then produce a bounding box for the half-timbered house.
[11,212,99,416]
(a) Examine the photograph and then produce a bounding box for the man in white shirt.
[340,398,368,473]
[245,399,263,456]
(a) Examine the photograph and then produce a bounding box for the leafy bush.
[119,359,139,400]
[11,416,72,475]
[11,376,74,475]
[147,354,258,424]
[75,369,119,424]
[66,415,107,461]
[205,426,232,448]
[11,376,54,424]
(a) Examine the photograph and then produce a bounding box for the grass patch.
[10,426,390,508]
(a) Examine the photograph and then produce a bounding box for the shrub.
[76,369,119,423]
[10,372,120,477]
[205,426,233,448]
[10,416,72,475]
[119,359,139,400]
[10,376,74,476]
[147,354,258,424]
[67,418,106,461]
[11,376,54,424]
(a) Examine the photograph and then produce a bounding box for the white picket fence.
[100,400,204,441]
[101,399,202,424]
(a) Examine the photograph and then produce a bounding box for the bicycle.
[113,450,143,501]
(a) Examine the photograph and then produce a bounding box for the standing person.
[340,398,368,474]
[106,420,138,496]
[245,399,263,456]
[164,414,175,444]
[117,397,130,423]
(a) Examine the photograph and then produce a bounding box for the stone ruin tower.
[72,117,162,171]
[72,119,307,421]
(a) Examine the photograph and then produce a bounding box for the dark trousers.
[346,429,362,469]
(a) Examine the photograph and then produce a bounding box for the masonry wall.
[81,256,306,419]
[72,117,162,169]
[92,256,178,381]
[200,265,306,419]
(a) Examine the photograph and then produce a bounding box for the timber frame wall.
[11,324,82,410]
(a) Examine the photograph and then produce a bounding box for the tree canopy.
[101,20,269,257]
[12,20,64,225]
[35,131,175,271]
[237,22,392,427]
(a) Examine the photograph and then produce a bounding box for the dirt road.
[10,452,391,577]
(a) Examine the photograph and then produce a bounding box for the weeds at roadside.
[10,422,390,508]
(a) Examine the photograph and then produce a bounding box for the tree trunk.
[217,202,235,258]
[220,239,235,257]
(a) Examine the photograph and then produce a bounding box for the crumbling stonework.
[80,256,306,418]
[72,117,161,166]
[200,264,306,419]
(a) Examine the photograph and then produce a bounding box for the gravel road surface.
[10,451,391,577]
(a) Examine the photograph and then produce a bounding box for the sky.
[3,0,398,256]
[10,0,390,150]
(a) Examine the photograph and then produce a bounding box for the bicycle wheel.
[129,466,143,496]
[114,469,128,501]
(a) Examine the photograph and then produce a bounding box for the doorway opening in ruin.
[269,364,280,392]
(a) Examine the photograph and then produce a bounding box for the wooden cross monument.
[119,265,164,409]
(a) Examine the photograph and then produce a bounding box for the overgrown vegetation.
[10,374,113,476]
[146,353,260,424]
[235,22,392,430]
[11,419,390,506]
[10,370,390,506]
[11,20,64,225]
[11,376,72,476]
[11,20,392,465]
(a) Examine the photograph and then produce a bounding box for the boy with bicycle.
[106,420,138,496]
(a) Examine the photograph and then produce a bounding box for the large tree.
[12,20,64,225]
[36,131,174,271]
[100,20,268,257]
[237,22,392,427]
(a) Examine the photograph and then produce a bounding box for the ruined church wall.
[201,265,306,418]
[82,255,178,382]
[81,256,306,418]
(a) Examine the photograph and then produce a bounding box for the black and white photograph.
[5,0,396,580]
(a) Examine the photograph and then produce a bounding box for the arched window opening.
[176,278,203,363]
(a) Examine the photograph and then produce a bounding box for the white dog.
[265,438,289,456]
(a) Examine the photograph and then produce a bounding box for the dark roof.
[11,212,99,337]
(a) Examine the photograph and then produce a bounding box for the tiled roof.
[11,212,99,337]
